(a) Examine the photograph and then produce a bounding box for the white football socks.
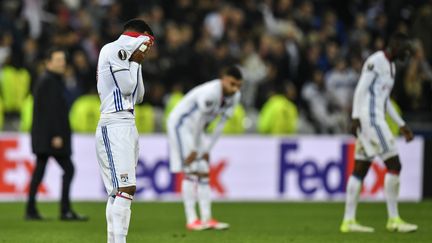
[197,177,212,223]
[106,196,115,243]
[385,173,400,219]
[182,176,198,224]
[112,192,133,243]
[343,175,362,221]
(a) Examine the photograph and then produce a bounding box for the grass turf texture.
[0,201,431,243]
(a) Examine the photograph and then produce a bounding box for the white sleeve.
[135,65,144,104]
[203,115,228,153]
[352,61,377,119]
[386,99,405,127]
[111,61,140,96]
[204,93,240,153]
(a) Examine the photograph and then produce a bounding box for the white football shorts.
[96,118,139,196]
[355,119,398,161]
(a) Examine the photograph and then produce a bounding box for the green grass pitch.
[1,201,431,243]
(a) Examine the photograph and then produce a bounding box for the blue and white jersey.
[97,33,148,116]
[168,79,241,132]
[167,79,241,171]
[352,51,404,127]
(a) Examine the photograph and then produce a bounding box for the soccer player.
[167,66,242,231]
[95,19,154,243]
[340,33,418,233]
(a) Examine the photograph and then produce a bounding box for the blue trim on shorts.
[368,74,389,152]
[101,126,119,189]
[175,103,198,163]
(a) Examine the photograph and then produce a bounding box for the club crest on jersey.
[120,174,129,182]
[118,49,127,60]
[367,63,374,70]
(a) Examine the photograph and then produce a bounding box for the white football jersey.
[97,34,149,115]
[352,51,400,125]
[168,79,241,132]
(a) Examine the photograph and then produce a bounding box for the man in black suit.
[25,47,87,221]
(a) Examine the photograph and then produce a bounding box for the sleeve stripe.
[112,68,129,73]
[109,65,121,90]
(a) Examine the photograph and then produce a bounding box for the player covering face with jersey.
[95,18,153,243]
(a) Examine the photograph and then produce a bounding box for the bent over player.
[340,33,417,233]
[95,19,154,243]
[167,66,242,231]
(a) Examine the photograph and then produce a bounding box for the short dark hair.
[123,18,153,36]
[221,65,242,80]
[45,47,65,61]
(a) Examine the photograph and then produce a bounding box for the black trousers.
[26,154,75,214]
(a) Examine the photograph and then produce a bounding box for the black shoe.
[60,211,88,221]
[25,212,44,220]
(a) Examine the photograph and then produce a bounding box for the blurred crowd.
[0,0,432,134]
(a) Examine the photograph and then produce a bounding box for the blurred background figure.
[258,82,298,135]
[26,47,87,221]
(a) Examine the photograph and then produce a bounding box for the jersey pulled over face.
[97,33,150,114]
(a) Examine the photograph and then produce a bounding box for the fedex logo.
[134,158,227,196]
[0,138,47,195]
[278,141,387,197]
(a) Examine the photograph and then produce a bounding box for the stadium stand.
[0,0,430,135]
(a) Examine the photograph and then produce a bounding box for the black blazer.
[31,71,71,156]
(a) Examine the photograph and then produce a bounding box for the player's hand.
[400,125,414,142]
[184,151,198,165]
[129,39,154,63]
[51,136,63,149]
[129,48,146,63]
[202,153,209,163]
[350,119,361,137]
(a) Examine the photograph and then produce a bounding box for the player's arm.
[202,93,240,158]
[193,90,220,160]
[135,65,144,104]
[386,98,413,142]
[111,60,140,96]
[351,61,377,136]
[111,38,152,96]
[203,114,228,156]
